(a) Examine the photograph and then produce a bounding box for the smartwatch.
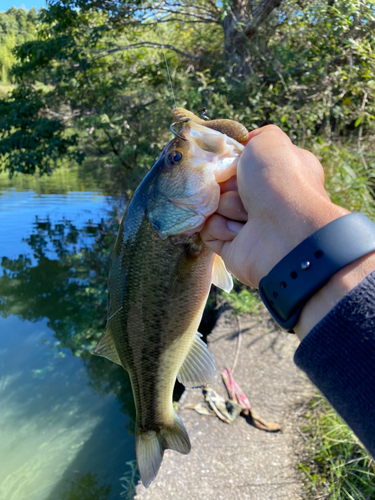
[259,213,375,332]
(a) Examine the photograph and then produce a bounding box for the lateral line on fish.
[107,306,123,321]
[155,11,177,109]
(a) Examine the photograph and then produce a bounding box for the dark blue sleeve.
[294,270,375,457]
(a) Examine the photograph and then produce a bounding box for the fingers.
[200,213,244,255]
[200,124,334,292]
[217,190,247,221]
[220,175,238,193]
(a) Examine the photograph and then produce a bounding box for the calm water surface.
[0,170,136,500]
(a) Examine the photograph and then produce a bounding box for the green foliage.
[224,281,263,316]
[1,0,375,179]
[299,395,375,499]
[0,8,38,84]
[0,84,81,176]
[317,141,375,218]
[1,3,216,177]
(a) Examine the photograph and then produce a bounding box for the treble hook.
[199,108,211,121]
[169,119,189,141]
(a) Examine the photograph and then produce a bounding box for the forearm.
[296,251,375,341]
[294,269,375,457]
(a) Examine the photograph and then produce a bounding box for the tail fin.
[136,415,191,488]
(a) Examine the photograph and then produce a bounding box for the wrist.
[257,211,375,335]
[251,200,349,287]
[295,251,375,341]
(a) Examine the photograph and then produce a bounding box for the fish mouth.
[182,120,244,183]
[147,119,244,240]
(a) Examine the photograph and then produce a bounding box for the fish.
[94,108,246,488]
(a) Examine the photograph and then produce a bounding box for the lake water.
[0,169,136,500]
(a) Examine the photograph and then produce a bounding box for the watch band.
[259,213,375,333]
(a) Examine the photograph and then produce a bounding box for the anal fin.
[177,332,215,388]
[212,254,233,293]
[93,325,122,366]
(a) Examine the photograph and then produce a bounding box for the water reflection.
[0,211,135,410]
[0,160,137,197]
[56,472,111,500]
[0,186,137,499]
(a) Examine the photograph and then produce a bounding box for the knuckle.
[264,124,282,133]
[250,125,291,145]
[264,125,290,142]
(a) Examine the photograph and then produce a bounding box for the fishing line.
[155,13,178,109]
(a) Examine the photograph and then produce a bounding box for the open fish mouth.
[186,120,244,183]
[173,118,244,181]
[146,118,245,240]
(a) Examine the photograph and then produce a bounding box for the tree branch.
[108,17,218,28]
[154,7,214,23]
[93,42,205,61]
[244,0,283,39]
[107,1,220,27]
[102,127,127,167]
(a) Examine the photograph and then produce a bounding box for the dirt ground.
[135,308,314,500]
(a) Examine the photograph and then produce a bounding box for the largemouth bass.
[94,109,246,487]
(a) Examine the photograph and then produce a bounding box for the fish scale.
[94,110,246,487]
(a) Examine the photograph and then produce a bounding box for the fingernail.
[227,220,244,233]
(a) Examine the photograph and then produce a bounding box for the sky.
[1,0,47,10]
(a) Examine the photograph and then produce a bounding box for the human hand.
[201,124,375,340]
[201,125,348,288]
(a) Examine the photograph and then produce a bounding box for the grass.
[315,141,375,219]
[225,287,262,316]
[221,279,263,317]
[119,460,139,499]
[299,395,375,499]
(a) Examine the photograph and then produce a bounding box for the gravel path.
[135,308,313,500]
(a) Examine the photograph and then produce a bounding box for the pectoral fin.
[177,332,215,388]
[93,326,122,366]
[212,254,233,293]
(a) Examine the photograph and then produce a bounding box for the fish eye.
[167,150,183,165]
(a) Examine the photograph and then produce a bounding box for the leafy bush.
[0,0,374,180]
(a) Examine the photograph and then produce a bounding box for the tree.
[0,7,38,83]
[0,0,374,178]
[52,0,284,76]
